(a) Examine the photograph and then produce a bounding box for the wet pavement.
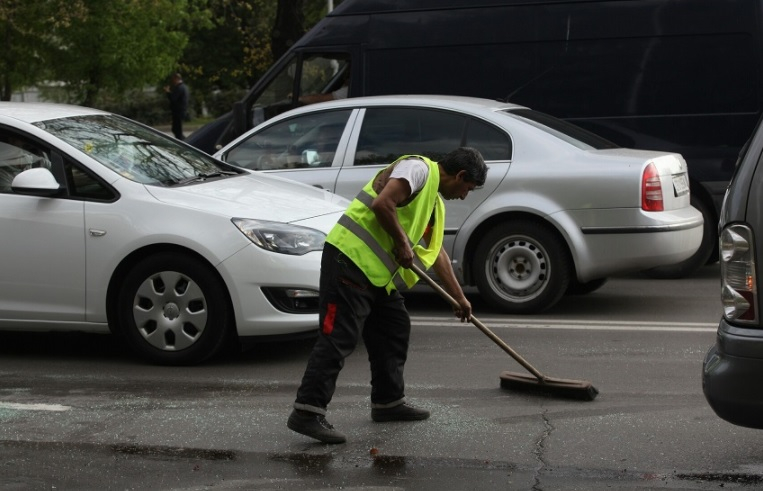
[2,268,762,490]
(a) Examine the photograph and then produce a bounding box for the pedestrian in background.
[164,73,188,140]
[287,147,488,444]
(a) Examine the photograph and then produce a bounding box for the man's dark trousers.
[294,243,411,413]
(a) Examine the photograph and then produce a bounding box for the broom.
[410,264,598,401]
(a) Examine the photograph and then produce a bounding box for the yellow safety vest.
[327,155,446,292]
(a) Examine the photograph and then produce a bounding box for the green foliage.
[50,0,210,106]
[0,0,87,100]
[98,90,169,125]
[181,0,276,99]
[3,0,341,114]
[181,0,340,115]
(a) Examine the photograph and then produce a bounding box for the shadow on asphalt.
[0,329,318,367]
[0,263,718,364]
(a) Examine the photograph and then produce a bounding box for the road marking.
[0,402,70,412]
[411,317,717,333]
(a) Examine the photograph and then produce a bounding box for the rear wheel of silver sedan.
[115,252,232,365]
[474,221,571,314]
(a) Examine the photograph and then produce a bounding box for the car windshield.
[501,109,620,151]
[34,114,242,186]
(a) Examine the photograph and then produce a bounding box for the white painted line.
[0,402,71,412]
[411,317,717,333]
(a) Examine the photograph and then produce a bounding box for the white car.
[0,102,348,365]
[215,95,704,314]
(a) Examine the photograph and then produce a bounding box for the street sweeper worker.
[287,147,488,444]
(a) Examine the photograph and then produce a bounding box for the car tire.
[644,195,715,279]
[473,221,571,314]
[115,252,232,365]
[566,277,608,296]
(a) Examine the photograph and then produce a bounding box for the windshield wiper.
[173,170,238,186]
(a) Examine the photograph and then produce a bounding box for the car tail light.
[641,162,664,211]
[720,224,758,323]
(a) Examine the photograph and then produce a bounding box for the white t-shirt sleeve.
[332,85,348,99]
[390,158,428,195]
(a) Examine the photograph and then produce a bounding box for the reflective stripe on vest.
[326,156,445,291]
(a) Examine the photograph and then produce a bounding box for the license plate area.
[672,173,689,197]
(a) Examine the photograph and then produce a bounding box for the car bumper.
[565,207,704,280]
[702,317,763,429]
[218,245,322,337]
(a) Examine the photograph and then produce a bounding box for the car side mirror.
[11,167,62,197]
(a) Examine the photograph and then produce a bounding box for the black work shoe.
[287,409,346,444]
[371,403,430,422]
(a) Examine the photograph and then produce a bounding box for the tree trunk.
[271,0,305,61]
[1,79,11,101]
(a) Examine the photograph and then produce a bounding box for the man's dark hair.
[439,147,487,186]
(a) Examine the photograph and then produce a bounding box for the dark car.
[703,115,763,428]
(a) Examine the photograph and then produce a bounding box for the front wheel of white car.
[473,221,571,314]
[115,252,232,365]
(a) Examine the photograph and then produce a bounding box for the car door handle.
[313,184,324,189]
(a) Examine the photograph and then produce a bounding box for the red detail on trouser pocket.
[323,303,337,335]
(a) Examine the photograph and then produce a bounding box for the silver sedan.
[215,95,703,314]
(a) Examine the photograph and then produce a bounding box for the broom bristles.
[499,371,599,401]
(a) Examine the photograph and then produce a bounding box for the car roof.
[0,102,107,124]
[296,94,527,114]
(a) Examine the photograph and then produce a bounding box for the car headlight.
[232,218,325,256]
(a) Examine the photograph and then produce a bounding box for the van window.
[251,57,298,126]
[299,54,351,103]
[225,110,352,170]
[251,53,350,126]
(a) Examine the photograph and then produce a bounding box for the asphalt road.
[3,263,761,490]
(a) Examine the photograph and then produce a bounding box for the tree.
[181,0,276,96]
[0,0,86,101]
[2,0,339,112]
[181,0,336,97]
[49,0,210,106]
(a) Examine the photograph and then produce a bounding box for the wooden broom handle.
[409,263,546,381]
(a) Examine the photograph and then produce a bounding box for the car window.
[0,132,52,193]
[355,108,466,166]
[64,158,116,201]
[35,114,241,186]
[225,110,352,171]
[502,109,619,150]
[354,108,512,165]
[465,118,512,161]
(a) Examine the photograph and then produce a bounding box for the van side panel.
[362,1,758,118]
[295,14,370,46]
